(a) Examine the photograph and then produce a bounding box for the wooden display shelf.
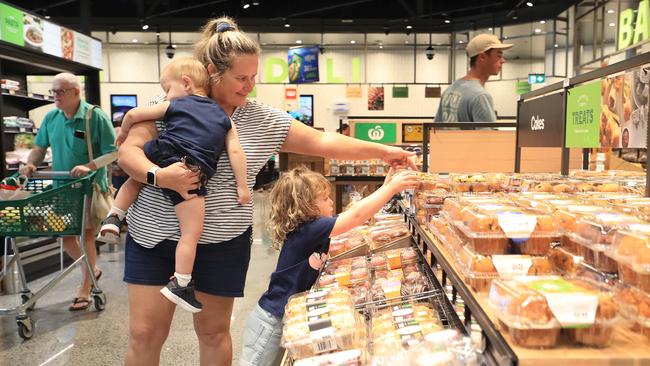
[413,216,650,366]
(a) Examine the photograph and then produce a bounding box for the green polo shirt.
[35,100,116,192]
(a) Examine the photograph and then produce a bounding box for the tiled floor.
[0,191,279,366]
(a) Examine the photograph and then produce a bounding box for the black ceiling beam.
[143,0,229,21]
[268,0,376,21]
[397,0,416,18]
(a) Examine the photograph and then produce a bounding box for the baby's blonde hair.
[269,166,331,250]
[161,56,210,93]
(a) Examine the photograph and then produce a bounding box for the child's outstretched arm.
[330,169,419,237]
[225,123,250,204]
[115,101,170,146]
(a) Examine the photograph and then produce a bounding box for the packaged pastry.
[452,205,558,256]
[548,246,584,275]
[282,288,365,359]
[441,196,513,222]
[458,246,553,293]
[487,276,618,348]
[616,283,650,341]
[293,349,365,366]
[427,216,464,255]
[611,197,650,222]
[520,178,578,193]
[609,228,650,291]
[448,173,507,193]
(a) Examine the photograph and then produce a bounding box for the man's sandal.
[68,297,90,311]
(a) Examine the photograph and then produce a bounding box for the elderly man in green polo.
[20,73,116,311]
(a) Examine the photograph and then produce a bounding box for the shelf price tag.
[524,277,598,327]
[497,212,537,239]
[492,255,533,278]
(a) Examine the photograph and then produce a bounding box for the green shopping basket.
[0,172,95,237]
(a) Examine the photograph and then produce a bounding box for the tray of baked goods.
[317,246,438,308]
[487,275,621,348]
[441,197,560,256]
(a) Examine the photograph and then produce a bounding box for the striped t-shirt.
[127,98,292,248]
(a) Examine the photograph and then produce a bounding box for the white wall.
[26,30,569,132]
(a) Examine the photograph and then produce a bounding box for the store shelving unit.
[399,201,650,366]
[0,37,101,287]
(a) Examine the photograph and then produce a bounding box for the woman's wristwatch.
[147,166,160,187]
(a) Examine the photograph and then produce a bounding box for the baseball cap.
[466,34,513,57]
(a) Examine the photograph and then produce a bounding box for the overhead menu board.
[0,1,102,69]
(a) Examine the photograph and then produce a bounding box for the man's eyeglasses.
[48,88,75,96]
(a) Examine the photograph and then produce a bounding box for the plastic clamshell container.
[426,217,464,256]
[487,279,561,348]
[565,233,618,273]
[616,283,650,342]
[293,348,366,366]
[609,229,650,292]
[369,302,446,363]
[451,205,559,256]
[368,225,410,251]
[548,246,584,275]
[282,288,366,360]
[520,178,579,193]
[441,196,512,222]
[457,246,553,293]
[487,276,619,348]
[611,197,650,221]
[448,173,507,193]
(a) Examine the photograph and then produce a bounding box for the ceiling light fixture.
[526,1,534,7]
[295,40,302,44]
[284,22,290,28]
[458,40,463,44]
[383,25,390,35]
[444,19,451,24]
[609,22,616,27]
[379,44,383,49]
[140,19,149,30]
[252,1,260,5]
[242,0,251,9]
[554,43,559,48]
[406,25,413,29]
[540,20,546,24]
[350,40,356,44]
[488,27,493,31]
[607,9,615,14]
[535,28,541,33]
[132,39,138,43]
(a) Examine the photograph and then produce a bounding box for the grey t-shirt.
[435,79,497,122]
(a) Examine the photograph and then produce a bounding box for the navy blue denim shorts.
[123,227,252,297]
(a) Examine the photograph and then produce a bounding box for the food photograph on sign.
[23,14,43,51]
[600,76,623,147]
[61,27,74,60]
[621,65,650,148]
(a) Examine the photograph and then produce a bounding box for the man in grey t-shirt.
[435,34,512,122]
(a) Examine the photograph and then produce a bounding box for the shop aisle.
[0,191,279,366]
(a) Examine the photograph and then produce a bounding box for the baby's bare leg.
[114,177,143,212]
[174,197,205,275]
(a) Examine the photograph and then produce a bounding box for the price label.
[19,127,26,133]
[524,277,598,327]
[309,326,337,354]
[497,213,537,239]
[492,255,533,277]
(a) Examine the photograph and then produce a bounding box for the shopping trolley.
[0,171,106,340]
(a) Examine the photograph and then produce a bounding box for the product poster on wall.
[566,80,601,148]
[22,13,43,51]
[346,85,362,98]
[600,75,623,147]
[354,122,396,143]
[0,3,23,46]
[621,66,649,148]
[284,86,298,111]
[368,86,384,110]
[287,46,319,84]
[42,20,62,57]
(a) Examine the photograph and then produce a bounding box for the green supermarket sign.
[618,0,650,49]
[354,122,397,144]
[565,81,601,148]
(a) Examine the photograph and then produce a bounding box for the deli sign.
[517,92,565,147]
[619,0,650,50]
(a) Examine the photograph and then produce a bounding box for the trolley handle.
[30,171,74,178]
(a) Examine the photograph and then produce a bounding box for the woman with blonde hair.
[119,16,414,365]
